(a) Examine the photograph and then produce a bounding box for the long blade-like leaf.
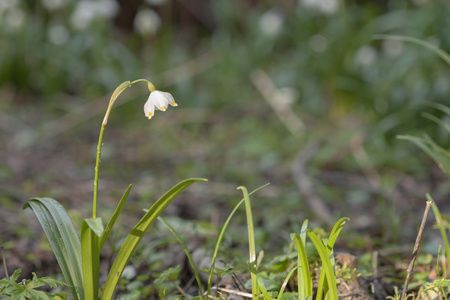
[23,198,83,300]
[315,218,348,300]
[100,184,132,249]
[100,178,207,300]
[206,183,270,296]
[429,194,450,273]
[293,233,312,300]
[81,218,103,300]
[307,230,338,300]
[256,277,274,300]
[277,266,299,300]
[373,34,450,67]
[238,186,259,296]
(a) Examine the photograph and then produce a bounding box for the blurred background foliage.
[1,0,450,280]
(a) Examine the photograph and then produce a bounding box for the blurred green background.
[1,0,450,279]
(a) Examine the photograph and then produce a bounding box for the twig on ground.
[401,200,433,300]
[250,69,305,137]
[292,142,333,222]
[208,286,253,298]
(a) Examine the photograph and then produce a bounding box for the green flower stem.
[92,79,154,219]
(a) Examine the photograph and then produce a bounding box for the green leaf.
[429,195,450,273]
[23,198,83,300]
[206,183,270,296]
[100,178,207,300]
[100,184,132,250]
[315,218,348,300]
[292,233,312,300]
[373,34,450,67]
[307,230,338,300]
[81,218,102,300]
[277,266,299,300]
[238,186,259,296]
[256,277,274,300]
[398,135,450,178]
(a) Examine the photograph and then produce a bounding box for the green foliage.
[0,269,67,300]
[23,198,83,300]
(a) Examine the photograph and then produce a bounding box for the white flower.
[144,91,177,119]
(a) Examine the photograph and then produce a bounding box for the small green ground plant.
[0,268,66,299]
[22,79,207,300]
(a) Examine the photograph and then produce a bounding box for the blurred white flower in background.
[5,6,25,29]
[309,34,328,53]
[70,0,119,30]
[0,0,24,29]
[42,0,65,11]
[144,91,177,119]
[134,8,161,36]
[48,24,70,45]
[0,0,19,12]
[259,9,284,37]
[300,0,339,14]
[354,46,377,67]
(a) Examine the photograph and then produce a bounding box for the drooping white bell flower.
[144,90,177,119]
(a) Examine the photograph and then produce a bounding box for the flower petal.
[143,95,155,119]
[150,91,169,111]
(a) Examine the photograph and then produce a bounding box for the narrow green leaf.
[373,34,450,67]
[256,277,274,300]
[157,216,204,297]
[238,186,259,296]
[277,266,299,300]
[100,184,132,249]
[206,183,270,296]
[100,178,207,300]
[315,218,348,300]
[81,218,102,300]
[422,113,450,135]
[293,233,312,300]
[327,218,349,252]
[300,219,309,244]
[23,198,83,300]
[307,230,338,300]
[399,135,450,177]
[429,194,450,273]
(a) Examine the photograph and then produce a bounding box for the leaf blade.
[23,198,83,300]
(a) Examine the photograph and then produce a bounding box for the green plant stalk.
[92,79,153,219]
[158,216,204,298]
[93,124,106,219]
[206,183,269,296]
[238,186,259,296]
[429,194,450,274]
